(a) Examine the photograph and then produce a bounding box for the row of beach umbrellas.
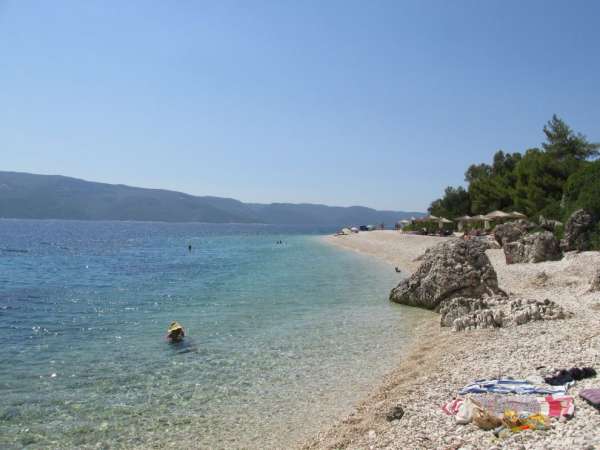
[400,210,527,225]
[455,210,526,222]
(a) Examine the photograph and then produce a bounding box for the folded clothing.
[459,378,572,396]
[579,388,600,411]
[545,367,596,385]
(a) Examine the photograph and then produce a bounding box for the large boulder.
[561,209,594,252]
[503,231,562,264]
[389,238,505,310]
[493,220,534,247]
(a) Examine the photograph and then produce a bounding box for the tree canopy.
[563,160,600,220]
[428,186,470,218]
[427,115,598,222]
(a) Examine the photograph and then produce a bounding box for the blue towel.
[459,378,572,396]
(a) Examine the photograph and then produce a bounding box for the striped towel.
[472,394,575,418]
[459,378,572,396]
[442,395,574,420]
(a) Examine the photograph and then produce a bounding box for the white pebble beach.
[305,230,600,450]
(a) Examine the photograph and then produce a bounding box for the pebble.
[304,245,600,450]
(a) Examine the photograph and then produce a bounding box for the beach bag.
[455,398,475,424]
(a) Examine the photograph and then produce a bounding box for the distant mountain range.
[0,171,422,226]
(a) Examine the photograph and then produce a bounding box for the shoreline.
[321,230,449,274]
[307,231,600,449]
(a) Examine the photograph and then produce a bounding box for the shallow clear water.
[0,220,428,449]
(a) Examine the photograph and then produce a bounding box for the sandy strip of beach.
[306,230,600,450]
[322,230,447,274]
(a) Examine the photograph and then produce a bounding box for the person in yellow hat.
[166,321,185,342]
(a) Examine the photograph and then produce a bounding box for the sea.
[0,220,429,449]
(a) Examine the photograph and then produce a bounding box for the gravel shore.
[308,231,600,449]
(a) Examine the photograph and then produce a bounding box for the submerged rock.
[503,231,562,264]
[561,209,594,252]
[389,238,505,309]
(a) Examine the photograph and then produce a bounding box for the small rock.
[386,405,405,422]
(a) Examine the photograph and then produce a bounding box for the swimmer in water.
[166,321,185,342]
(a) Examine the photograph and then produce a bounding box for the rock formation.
[539,215,563,232]
[561,209,594,252]
[493,220,534,247]
[439,296,567,332]
[503,231,562,264]
[389,238,505,309]
[439,297,498,328]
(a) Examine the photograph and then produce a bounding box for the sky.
[1,1,599,211]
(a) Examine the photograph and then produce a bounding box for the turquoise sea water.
[0,220,428,449]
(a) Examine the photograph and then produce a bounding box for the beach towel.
[459,378,572,396]
[472,394,574,418]
[443,394,574,420]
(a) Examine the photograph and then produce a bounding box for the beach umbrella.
[455,215,472,221]
[509,211,527,219]
[484,210,512,220]
[416,214,438,222]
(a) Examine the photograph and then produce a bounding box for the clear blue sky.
[1,1,599,211]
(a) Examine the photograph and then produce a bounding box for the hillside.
[0,172,420,225]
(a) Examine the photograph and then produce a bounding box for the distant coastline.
[0,171,422,225]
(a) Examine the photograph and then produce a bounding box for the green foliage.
[428,186,470,218]
[590,224,600,251]
[513,148,565,219]
[543,115,600,161]
[563,160,600,221]
[427,115,599,229]
[402,220,443,234]
[553,223,564,241]
[464,163,492,184]
[467,150,521,214]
